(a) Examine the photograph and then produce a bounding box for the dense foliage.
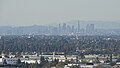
[0,35,120,55]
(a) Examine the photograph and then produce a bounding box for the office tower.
[62,23,67,34]
[86,24,90,33]
[72,25,74,33]
[58,24,61,34]
[89,24,94,34]
[90,24,94,32]
[66,25,71,33]
[86,24,95,35]
[78,20,80,33]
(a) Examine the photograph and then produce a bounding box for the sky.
[0,0,120,26]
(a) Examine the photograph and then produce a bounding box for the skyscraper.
[86,24,90,34]
[72,25,74,33]
[66,25,71,34]
[78,20,80,33]
[86,24,95,35]
[90,24,94,32]
[62,23,67,34]
[58,24,61,34]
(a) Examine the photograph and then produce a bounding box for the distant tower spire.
[78,20,80,33]
[58,24,61,34]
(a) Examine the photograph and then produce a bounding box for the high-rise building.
[86,24,95,35]
[90,24,94,32]
[66,25,71,33]
[58,24,61,34]
[86,24,90,33]
[78,20,80,33]
[62,23,67,34]
[72,25,74,33]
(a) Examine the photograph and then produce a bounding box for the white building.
[2,58,19,65]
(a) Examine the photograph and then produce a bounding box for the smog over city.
[0,0,120,68]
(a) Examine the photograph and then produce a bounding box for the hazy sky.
[0,0,120,26]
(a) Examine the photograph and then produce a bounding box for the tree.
[104,57,110,63]
[3,59,7,65]
[54,58,59,64]
[40,56,47,67]
[56,62,65,68]
[17,58,21,64]
[25,62,29,68]
[93,57,100,63]
[40,56,45,62]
